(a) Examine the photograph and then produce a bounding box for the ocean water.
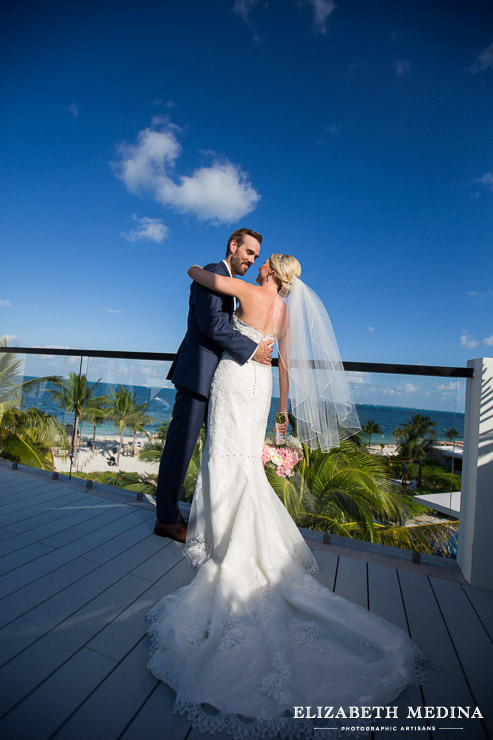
[20,378,464,442]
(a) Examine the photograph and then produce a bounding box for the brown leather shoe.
[154,519,187,543]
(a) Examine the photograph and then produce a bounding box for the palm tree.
[82,397,109,451]
[0,337,58,416]
[361,419,382,447]
[397,414,437,488]
[0,340,23,414]
[0,407,66,470]
[128,422,205,500]
[266,439,458,556]
[48,373,105,463]
[106,386,151,465]
[266,442,407,540]
[0,340,65,469]
[444,427,460,473]
[128,406,154,455]
[138,421,170,463]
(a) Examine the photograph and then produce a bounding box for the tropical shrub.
[266,437,458,557]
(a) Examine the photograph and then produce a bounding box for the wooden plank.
[0,478,56,501]
[368,562,408,632]
[1,491,93,531]
[462,583,493,642]
[38,503,135,548]
[80,517,160,564]
[0,485,87,525]
[24,535,171,629]
[0,482,81,514]
[0,647,117,739]
[87,556,193,661]
[309,549,338,591]
[0,572,155,716]
[0,616,48,667]
[398,569,462,678]
[0,508,155,598]
[0,505,129,558]
[0,556,98,630]
[423,667,488,740]
[120,682,191,740]
[0,478,78,504]
[187,728,234,740]
[51,636,158,740]
[367,563,426,740]
[130,541,187,582]
[0,528,19,543]
[430,576,493,737]
[334,553,367,608]
[0,542,55,577]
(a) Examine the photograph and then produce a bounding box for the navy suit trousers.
[155,386,208,524]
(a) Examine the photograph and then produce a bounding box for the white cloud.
[326,123,342,134]
[113,121,260,224]
[1,334,20,345]
[460,331,479,349]
[405,383,417,393]
[483,334,493,346]
[67,103,79,118]
[474,172,493,193]
[33,344,71,349]
[394,59,412,78]
[231,0,336,35]
[122,215,168,243]
[347,372,366,385]
[102,307,122,314]
[232,0,259,22]
[470,40,493,73]
[436,381,457,391]
[368,325,375,333]
[467,289,493,299]
[308,0,336,34]
[0,299,11,307]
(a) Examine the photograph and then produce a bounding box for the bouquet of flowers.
[262,436,303,478]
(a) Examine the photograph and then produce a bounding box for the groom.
[154,227,273,542]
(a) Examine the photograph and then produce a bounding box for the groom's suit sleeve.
[193,266,257,364]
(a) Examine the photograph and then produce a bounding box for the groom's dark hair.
[226,228,263,257]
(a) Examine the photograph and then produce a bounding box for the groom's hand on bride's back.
[253,340,274,365]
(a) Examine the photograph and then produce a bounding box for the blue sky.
[1,0,492,410]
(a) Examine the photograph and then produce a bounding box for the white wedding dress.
[147,317,425,738]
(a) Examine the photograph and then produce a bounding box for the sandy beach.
[367,443,398,456]
[54,435,457,477]
[54,433,159,476]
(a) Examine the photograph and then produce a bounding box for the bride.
[147,254,425,738]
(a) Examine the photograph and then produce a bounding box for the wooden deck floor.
[0,463,492,740]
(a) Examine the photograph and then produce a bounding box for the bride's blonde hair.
[269,254,302,296]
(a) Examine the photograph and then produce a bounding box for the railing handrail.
[0,346,474,378]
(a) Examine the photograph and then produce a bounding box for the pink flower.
[262,440,303,474]
[262,445,272,466]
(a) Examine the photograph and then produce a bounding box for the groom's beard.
[230,254,251,276]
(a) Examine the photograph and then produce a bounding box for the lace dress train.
[147,317,425,738]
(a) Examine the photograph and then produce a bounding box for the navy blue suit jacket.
[167,261,258,398]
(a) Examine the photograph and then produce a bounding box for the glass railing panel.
[0,346,468,561]
[66,356,173,487]
[265,369,465,560]
[345,370,463,559]
[0,349,85,471]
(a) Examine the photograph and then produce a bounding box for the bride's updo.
[269,254,302,297]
